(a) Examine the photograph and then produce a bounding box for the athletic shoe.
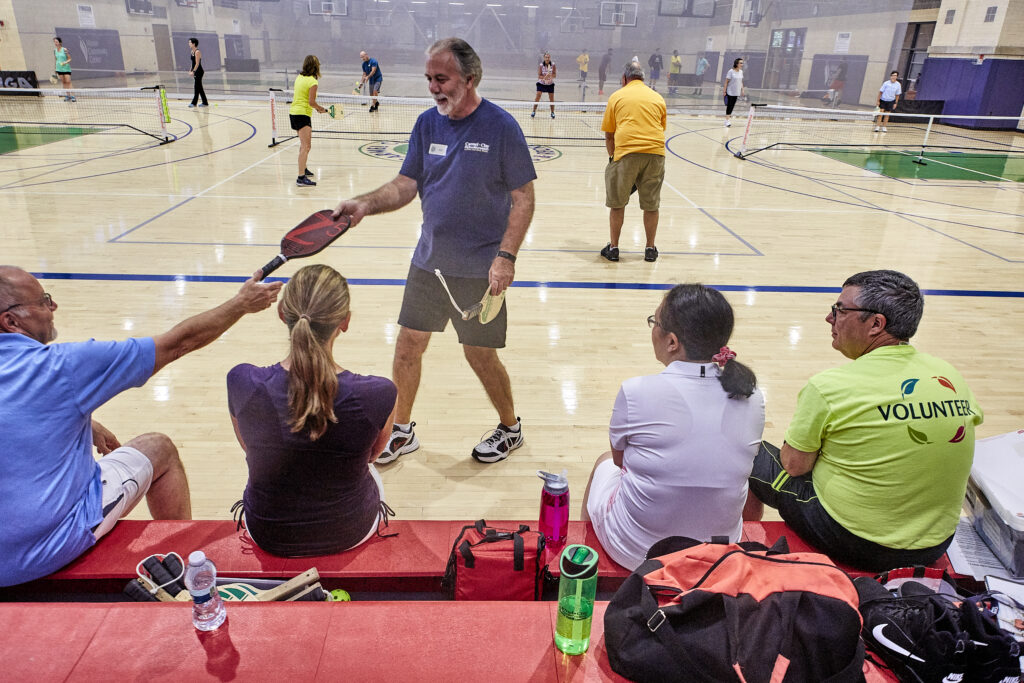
[957,595,1023,682]
[599,90,604,95]
[296,176,317,187]
[471,418,523,463]
[304,168,314,177]
[874,126,880,132]
[600,243,619,262]
[881,127,887,132]
[198,103,208,107]
[377,422,419,465]
[188,103,196,108]
[856,576,972,683]
[550,112,555,119]
[530,111,536,118]
[369,103,378,113]
[644,246,659,262]
[724,120,731,127]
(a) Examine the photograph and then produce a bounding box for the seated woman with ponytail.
[581,284,765,570]
[227,264,397,557]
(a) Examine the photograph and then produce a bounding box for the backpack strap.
[459,540,475,569]
[645,536,704,559]
[513,531,524,571]
[474,519,487,533]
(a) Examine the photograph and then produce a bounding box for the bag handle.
[513,531,524,571]
[639,578,727,681]
[459,540,475,569]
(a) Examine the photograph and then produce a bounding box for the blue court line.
[29,272,1024,298]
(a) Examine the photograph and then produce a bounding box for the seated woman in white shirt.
[581,284,766,569]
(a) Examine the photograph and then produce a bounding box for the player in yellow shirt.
[576,49,589,82]
[290,55,328,187]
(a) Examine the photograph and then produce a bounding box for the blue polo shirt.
[399,99,537,277]
[0,334,155,586]
[362,57,382,82]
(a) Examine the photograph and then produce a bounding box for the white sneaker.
[881,127,887,132]
[874,126,880,132]
[724,120,731,128]
[471,418,523,463]
[377,422,419,464]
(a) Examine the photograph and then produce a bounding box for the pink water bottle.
[538,470,570,547]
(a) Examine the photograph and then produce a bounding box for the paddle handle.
[260,254,287,280]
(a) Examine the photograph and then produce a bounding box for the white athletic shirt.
[725,69,744,96]
[879,80,902,102]
[598,361,766,568]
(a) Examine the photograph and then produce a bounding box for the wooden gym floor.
[1,96,1021,521]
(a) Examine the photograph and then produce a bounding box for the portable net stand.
[0,85,174,144]
[268,88,610,147]
[735,103,1023,164]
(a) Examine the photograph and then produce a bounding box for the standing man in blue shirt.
[360,50,384,113]
[0,267,281,587]
[333,38,536,465]
[874,70,902,133]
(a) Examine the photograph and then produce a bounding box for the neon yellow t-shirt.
[670,55,682,74]
[290,75,318,116]
[576,53,589,72]
[785,344,983,549]
[601,80,667,161]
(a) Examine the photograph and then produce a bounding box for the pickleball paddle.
[434,269,506,325]
[259,210,352,280]
[352,79,364,96]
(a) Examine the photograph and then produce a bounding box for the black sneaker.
[600,243,619,262]
[856,576,972,683]
[471,418,523,463]
[296,176,317,187]
[377,423,419,465]
[957,595,1023,682]
[303,168,314,177]
[644,246,659,262]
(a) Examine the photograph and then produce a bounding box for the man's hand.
[488,255,515,295]
[236,271,283,312]
[332,198,369,228]
[92,420,120,455]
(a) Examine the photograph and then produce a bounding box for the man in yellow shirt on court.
[599,62,666,263]
[576,49,589,82]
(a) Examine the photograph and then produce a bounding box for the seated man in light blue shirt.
[0,266,281,587]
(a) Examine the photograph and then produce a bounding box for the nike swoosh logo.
[872,624,926,663]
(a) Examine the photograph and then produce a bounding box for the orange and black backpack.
[604,536,865,683]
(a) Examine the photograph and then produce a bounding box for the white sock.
[394,422,412,432]
[504,419,521,432]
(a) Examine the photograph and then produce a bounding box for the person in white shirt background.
[874,70,902,132]
[722,57,745,127]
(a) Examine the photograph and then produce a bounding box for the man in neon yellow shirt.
[746,270,982,571]
[599,62,666,263]
[576,49,589,82]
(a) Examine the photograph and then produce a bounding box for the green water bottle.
[554,544,599,655]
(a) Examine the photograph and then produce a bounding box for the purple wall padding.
[917,57,1024,129]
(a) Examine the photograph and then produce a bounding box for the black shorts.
[398,265,507,348]
[878,99,896,112]
[289,114,312,131]
[536,82,555,94]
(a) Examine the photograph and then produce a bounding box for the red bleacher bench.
[8,519,961,599]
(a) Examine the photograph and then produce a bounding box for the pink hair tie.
[712,346,736,368]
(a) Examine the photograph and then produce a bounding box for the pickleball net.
[0,85,173,144]
[735,103,1024,160]
[268,89,610,147]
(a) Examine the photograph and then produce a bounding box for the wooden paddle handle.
[259,254,286,280]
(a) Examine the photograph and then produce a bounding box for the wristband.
[496,250,517,264]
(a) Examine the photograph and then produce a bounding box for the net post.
[157,85,171,143]
[268,88,280,147]
[914,114,934,165]
[737,103,763,158]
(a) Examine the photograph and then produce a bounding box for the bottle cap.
[537,469,568,495]
[560,544,599,579]
[188,550,207,566]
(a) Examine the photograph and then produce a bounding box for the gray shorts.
[398,264,507,348]
[92,446,153,539]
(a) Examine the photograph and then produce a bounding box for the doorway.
[765,27,806,90]
[152,24,173,73]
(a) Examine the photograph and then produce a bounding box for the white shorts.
[93,446,154,539]
[585,459,636,569]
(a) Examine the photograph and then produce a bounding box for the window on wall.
[944,9,955,24]
[984,6,997,22]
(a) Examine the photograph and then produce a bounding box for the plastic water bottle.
[555,544,599,655]
[184,550,226,631]
[537,470,570,547]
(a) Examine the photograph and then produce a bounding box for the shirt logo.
[464,142,490,153]
[875,376,974,445]
[429,143,447,156]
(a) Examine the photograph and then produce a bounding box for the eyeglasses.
[1,292,53,314]
[646,314,662,329]
[830,303,878,318]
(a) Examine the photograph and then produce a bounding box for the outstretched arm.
[152,271,282,374]
[331,174,418,227]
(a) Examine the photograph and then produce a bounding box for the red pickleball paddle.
[258,210,352,280]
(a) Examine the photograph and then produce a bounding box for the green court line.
[0,125,101,155]
[814,148,1024,182]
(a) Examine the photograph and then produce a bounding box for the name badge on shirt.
[429,143,448,156]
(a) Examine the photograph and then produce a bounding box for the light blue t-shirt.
[879,80,902,102]
[399,99,537,278]
[0,334,155,586]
